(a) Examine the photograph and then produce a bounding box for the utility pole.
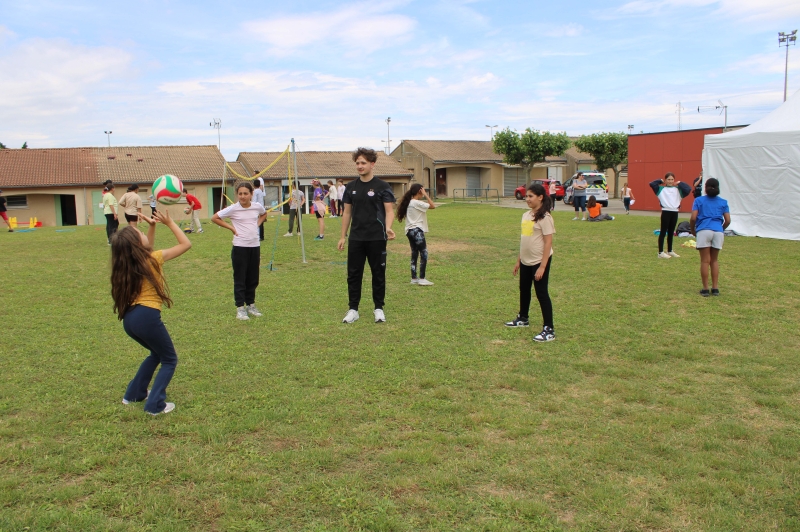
[627,125,634,135]
[485,124,498,140]
[385,117,392,154]
[676,102,685,131]
[104,131,112,147]
[779,31,797,102]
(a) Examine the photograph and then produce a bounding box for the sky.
[1,0,799,160]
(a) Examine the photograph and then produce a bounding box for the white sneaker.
[342,309,359,323]
[572,217,579,221]
[410,279,419,284]
[667,251,680,258]
[283,232,293,237]
[236,306,250,320]
[247,304,262,317]
[417,279,434,286]
[658,252,671,259]
[122,389,149,405]
[374,309,386,323]
[610,216,615,220]
[148,402,175,416]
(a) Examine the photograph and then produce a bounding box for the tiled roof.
[399,140,567,164]
[0,148,97,187]
[238,151,413,180]
[0,145,226,188]
[225,161,249,181]
[564,143,595,162]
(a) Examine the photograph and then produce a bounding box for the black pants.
[550,194,557,211]
[105,213,119,242]
[347,239,387,311]
[231,246,260,307]
[258,222,264,241]
[406,228,428,280]
[519,259,553,329]
[287,209,301,233]
[659,211,679,253]
[623,197,631,212]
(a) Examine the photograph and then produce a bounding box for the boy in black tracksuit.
[338,148,396,324]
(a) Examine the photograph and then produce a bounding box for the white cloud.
[615,0,800,22]
[0,39,132,119]
[543,24,584,38]
[729,51,800,75]
[0,25,15,41]
[242,2,416,55]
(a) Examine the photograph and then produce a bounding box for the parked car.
[563,172,609,207]
[514,179,565,200]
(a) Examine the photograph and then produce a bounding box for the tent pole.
[292,138,307,263]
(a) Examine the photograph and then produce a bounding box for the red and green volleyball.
[152,174,183,205]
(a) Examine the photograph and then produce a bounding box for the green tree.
[0,142,6,149]
[574,132,628,198]
[21,142,28,149]
[492,128,571,180]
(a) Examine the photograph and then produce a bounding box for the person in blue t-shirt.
[690,178,731,297]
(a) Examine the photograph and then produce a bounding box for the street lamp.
[210,119,221,152]
[627,125,634,135]
[104,131,112,147]
[486,124,498,139]
[385,117,392,154]
[779,30,797,102]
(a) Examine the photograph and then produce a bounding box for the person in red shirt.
[182,189,203,234]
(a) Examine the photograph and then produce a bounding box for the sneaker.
[658,252,671,259]
[572,217,579,221]
[610,216,615,220]
[667,251,680,258]
[711,289,720,296]
[283,232,293,237]
[122,389,149,405]
[505,315,529,328]
[410,279,419,284]
[8,229,13,232]
[417,279,434,286]
[533,326,556,342]
[342,309,359,323]
[315,235,324,240]
[374,309,386,323]
[699,289,710,297]
[148,402,175,416]
[197,230,204,234]
[246,304,262,317]
[236,306,249,320]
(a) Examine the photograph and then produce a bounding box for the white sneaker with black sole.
[533,326,556,342]
[342,309,359,323]
[374,309,386,323]
[505,316,529,327]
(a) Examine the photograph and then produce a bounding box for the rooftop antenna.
[697,100,728,132]
[675,102,685,130]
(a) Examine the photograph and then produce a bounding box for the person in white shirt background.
[395,183,436,286]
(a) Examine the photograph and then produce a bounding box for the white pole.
[292,139,307,263]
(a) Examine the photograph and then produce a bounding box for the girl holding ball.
[211,182,268,320]
[505,183,556,342]
[111,209,192,415]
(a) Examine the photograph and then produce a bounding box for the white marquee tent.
[703,89,800,240]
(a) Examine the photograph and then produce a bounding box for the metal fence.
[452,188,501,203]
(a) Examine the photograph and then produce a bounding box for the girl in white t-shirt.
[326,180,338,218]
[396,184,436,286]
[336,180,346,216]
[211,182,268,321]
[505,183,556,342]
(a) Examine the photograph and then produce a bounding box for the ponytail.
[396,183,424,221]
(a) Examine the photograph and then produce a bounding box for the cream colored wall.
[442,166,466,196]
[2,187,92,227]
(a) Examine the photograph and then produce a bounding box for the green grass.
[1,204,799,531]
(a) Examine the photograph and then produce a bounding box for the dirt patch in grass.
[389,239,493,255]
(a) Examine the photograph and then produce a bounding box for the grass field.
[2,203,799,531]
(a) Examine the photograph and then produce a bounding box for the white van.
[563,172,609,207]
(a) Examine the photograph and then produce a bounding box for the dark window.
[7,195,28,208]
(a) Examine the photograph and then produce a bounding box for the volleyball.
[152,174,183,205]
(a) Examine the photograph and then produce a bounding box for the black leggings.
[406,227,428,279]
[519,259,553,328]
[105,213,119,242]
[659,211,679,253]
[231,246,260,307]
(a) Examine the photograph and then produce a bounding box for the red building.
[627,127,725,212]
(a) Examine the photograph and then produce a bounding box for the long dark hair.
[110,226,172,320]
[586,195,597,208]
[527,183,551,221]
[705,178,720,197]
[396,183,424,221]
